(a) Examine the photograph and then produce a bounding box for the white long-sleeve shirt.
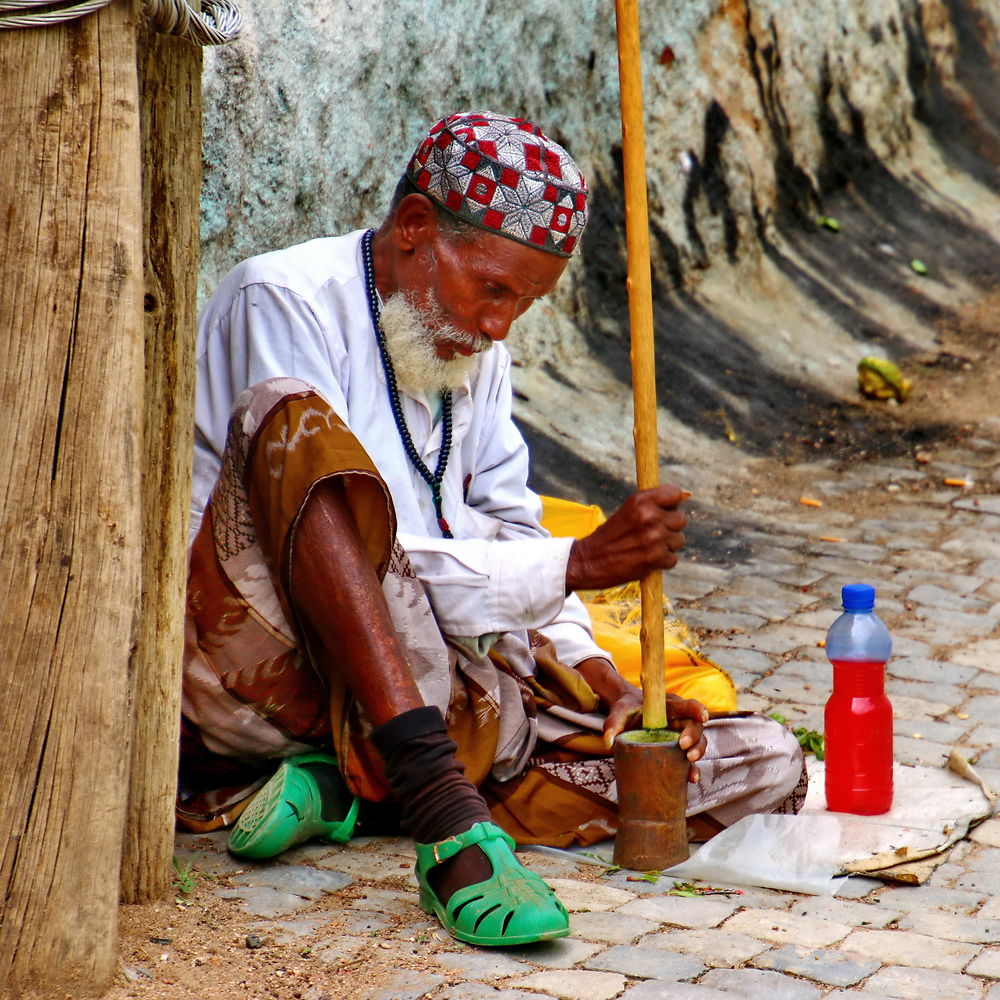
[192,229,608,667]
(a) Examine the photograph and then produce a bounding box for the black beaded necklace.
[360,228,454,539]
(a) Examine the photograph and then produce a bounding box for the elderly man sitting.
[179,111,805,948]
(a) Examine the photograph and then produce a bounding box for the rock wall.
[201,0,1000,513]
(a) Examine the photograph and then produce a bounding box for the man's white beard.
[379,291,488,396]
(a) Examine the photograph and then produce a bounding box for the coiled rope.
[0,0,242,44]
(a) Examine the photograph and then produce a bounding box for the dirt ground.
[706,289,1000,524]
[86,289,998,1000]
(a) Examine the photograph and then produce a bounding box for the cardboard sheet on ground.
[664,750,996,895]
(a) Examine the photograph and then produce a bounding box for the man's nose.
[478,303,517,342]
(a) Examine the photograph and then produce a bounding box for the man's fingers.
[644,483,690,509]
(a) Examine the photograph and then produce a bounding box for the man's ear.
[392,193,438,251]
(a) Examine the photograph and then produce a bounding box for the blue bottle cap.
[842,583,875,611]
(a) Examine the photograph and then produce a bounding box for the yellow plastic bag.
[540,496,738,713]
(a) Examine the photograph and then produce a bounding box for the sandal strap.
[416,821,514,866]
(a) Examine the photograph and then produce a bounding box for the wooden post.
[0,1,144,994]
[614,0,666,730]
[119,24,201,905]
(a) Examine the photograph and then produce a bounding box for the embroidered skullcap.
[406,111,588,257]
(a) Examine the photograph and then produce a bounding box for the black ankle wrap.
[371,706,491,844]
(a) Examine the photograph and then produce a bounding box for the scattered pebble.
[245,934,264,949]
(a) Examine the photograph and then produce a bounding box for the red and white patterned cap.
[406,111,588,257]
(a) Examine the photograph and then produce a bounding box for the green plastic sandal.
[227,751,359,860]
[415,821,569,947]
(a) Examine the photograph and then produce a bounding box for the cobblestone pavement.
[173,423,1000,1000]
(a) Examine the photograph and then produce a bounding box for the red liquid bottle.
[824,584,893,815]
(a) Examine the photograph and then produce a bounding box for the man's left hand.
[573,657,709,783]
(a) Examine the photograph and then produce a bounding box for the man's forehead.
[447,231,568,295]
[406,111,588,260]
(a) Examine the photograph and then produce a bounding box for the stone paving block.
[569,910,658,944]
[886,676,964,708]
[699,967,822,999]
[941,535,1000,561]
[909,605,999,637]
[543,878,635,912]
[585,945,704,981]
[955,497,1000,516]
[345,886,423,917]
[432,950,535,981]
[727,573,817,597]
[809,556,902,581]
[248,916,326,943]
[313,849,413,880]
[741,625,828,655]
[822,993,895,1000]
[893,735,952,766]
[336,910,393,935]
[973,820,1000,848]
[839,928,979,972]
[752,943,879,986]
[311,934,368,965]
[700,645,775,673]
[771,566,830,588]
[871,884,985,914]
[621,983,737,1000]
[950,638,1000,672]
[892,569,987,594]
[767,658,829,683]
[501,938,603,969]
[890,712,968,741]
[967,947,1000,979]
[790,897,901,928]
[230,865,353,897]
[859,965,985,999]
[872,633,931,658]
[834,876,884,899]
[437,987,552,1000]
[957,844,1000,875]
[961,721,1000,745]
[173,842,247,877]
[751,676,826,706]
[969,672,1000,693]
[927,861,967,887]
[956,869,1000,895]
[670,562,732,584]
[726,557,795,578]
[677,609,768,632]
[976,747,1000,768]
[618,895,742,928]
[213,886,321,917]
[668,579,725,601]
[885,692,955,721]
[353,969,445,1000]
[768,704,823,732]
[722,908,851,948]
[702,594,814,621]
[907,583,991,612]
[733,692,773,714]
[806,539,890,562]
[510,970,626,1000]
[640,928,767,967]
